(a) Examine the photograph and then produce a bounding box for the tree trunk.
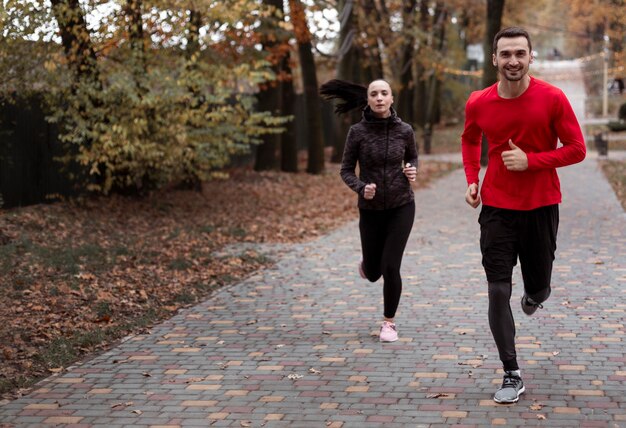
[337,0,357,83]
[269,0,298,173]
[254,91,281,171]
[126,0,146,75]
[361,0,385,79]
[49,0,103,188]
[331,0,360,163]
[179,8,205,190]
[398,0,417,124]
[254,0,284,171]
[413,0,429,132]
[50,0,101,90]
[481,1,505,91]
[480,0,505,166]
[126,0,161,191]
[423,2,446,154]
[186,10,201,60]
[280,66,298,173]
[125,0,153,113]
[289,0,325,174]
[184,8,204,108]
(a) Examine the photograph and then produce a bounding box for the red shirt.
[461,77,586,210]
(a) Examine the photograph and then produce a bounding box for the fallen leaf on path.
[458,360,483,368]
[287,373,303,380]
[427,393,449,398]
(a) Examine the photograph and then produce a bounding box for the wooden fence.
[0,94,336,209]
[0,95,77,208]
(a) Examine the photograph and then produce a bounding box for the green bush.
[607,120,626,132]
[48,61,287,194]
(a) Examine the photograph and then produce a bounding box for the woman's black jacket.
[340,107,419,210]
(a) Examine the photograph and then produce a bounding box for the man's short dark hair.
[493,27,532,55]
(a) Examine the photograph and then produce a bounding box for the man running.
[461,27,586,404]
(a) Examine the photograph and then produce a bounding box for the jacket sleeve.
[404,126,419,168]
[526,90,586,169]
[340,127,366,195]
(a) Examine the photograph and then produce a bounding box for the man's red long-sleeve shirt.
[461,76,586,211]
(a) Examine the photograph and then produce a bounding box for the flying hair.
[319,79,368,115]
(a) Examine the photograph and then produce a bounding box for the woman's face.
[367,80,393,118]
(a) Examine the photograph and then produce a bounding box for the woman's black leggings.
[359,201,415,319]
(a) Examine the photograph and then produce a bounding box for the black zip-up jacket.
[340,106,418,210]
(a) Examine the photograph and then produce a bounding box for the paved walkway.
[0,152,624,427]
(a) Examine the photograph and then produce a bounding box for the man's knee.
[528,286,551,304]
[488,281,512,304]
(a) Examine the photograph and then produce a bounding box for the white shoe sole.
[493,385,526,404]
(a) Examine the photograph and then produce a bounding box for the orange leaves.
[261,43,292,68]
[287,0,312,44]
[2,348,15,361]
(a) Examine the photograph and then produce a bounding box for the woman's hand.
[403,163,417,182]
[363,183,377,200]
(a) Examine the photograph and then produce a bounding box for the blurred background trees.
[2,0,289,195]
[0,0,624,203]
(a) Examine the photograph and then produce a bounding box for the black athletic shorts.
[478,204,559,293]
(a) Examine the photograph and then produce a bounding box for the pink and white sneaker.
[379,321,398,342]
[358,260,366,279]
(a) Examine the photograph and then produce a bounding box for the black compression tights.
[359,202,415,319]
[488,281,552,371]
[488,281,518,371]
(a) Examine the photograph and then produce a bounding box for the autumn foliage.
[3,0,288,194]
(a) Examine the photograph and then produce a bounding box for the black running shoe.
[493,371,525,404]
[521,294,543,316]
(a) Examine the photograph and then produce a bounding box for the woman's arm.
[340,127,366,194]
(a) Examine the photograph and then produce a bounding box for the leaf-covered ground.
[599,159,626,211]
[0,160,459,399]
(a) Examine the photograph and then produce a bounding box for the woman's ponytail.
[319,79,368,115]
